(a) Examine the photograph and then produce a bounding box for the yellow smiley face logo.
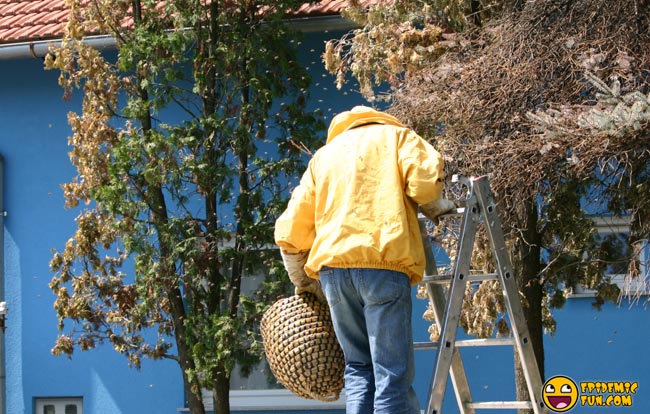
[542,375,578,412]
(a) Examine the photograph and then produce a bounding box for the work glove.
[420,198,456,225]
[280,250,326,303]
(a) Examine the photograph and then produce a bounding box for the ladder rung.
[413,337,514,350]
[468,401,534,410]
[457,338,514,347]
[422,272,498,284]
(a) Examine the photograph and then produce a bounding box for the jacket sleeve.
[397,129,445,205]
[274,163,317,253]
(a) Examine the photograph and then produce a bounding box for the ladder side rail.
[472,176,548,414]
[419,220,475,414]
[426,197,481,414]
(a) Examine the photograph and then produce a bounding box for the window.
[571,216,649,297]
[180,259,346,412]
[35,398,82,414]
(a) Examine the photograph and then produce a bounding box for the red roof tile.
[0,0,68,43]
[0,0,383,45]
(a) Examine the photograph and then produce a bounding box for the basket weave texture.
[260,292,345,402]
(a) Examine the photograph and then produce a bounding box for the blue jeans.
[319,267,420,414]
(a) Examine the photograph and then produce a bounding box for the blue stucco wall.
[0,56,183,413]
[543,298,648,414]
[1,27,649,414]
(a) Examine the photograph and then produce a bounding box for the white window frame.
[34,397,83,414]
[570,216,649,297]
[181,389,345,412]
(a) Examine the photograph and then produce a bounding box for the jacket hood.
[326,106,405,144]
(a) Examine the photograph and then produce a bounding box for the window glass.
[599,231,629,275]
[43,405,55,414]
[230,269,285,391]
[65,405,78,414]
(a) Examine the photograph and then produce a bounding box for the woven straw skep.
[260,292,345,401]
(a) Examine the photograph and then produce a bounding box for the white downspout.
[0,154,6,414]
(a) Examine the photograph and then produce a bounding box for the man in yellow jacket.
[275,106,453,414]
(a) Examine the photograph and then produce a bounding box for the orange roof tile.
[0,0,383,45]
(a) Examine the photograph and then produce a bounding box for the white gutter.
[0,34,116,60]
[0,15,355,61]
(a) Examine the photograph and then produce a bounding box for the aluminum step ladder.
[416,175,548,414]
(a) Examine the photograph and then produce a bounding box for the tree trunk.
[182,371,207,414]
[212,370,231,414]
[149,182,207,414]
[515,200,545,414]
[169,284,207,414]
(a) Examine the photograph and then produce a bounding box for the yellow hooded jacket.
[274,106,445,284]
